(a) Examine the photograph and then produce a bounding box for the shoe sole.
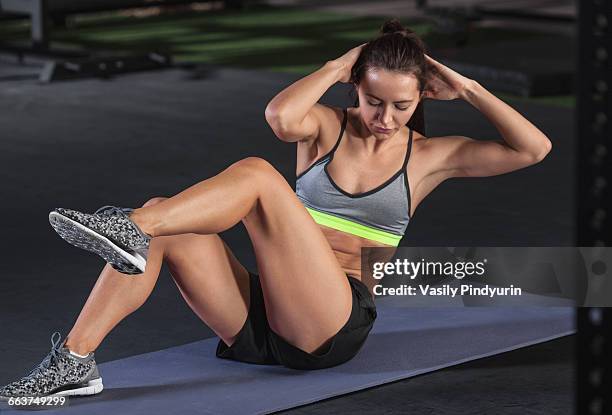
[53,378,104,397]
[49,211,145,275]
[0,378,103,401]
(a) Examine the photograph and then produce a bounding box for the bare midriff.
[318,224,397,296]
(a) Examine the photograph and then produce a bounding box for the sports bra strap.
[329,108,348,156]
[402,128,414,169]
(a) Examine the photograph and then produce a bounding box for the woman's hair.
[350,19,428,135]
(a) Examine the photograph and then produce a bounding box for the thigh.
[145,198,251,346]
[241,158,352,354]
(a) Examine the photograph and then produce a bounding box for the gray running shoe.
[0,332,103,400]
[49,205,151,275]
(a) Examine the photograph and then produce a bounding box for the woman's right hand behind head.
[329,43,367,83]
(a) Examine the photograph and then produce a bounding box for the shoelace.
[25,332,66,379]
[94,205,152,241]
[94,205,133,216]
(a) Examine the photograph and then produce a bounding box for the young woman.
[0,19,551,399]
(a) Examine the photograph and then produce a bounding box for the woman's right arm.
[264,62,344,143]
[265,45,365,143]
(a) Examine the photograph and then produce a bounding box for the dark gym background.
[1,0,602,413]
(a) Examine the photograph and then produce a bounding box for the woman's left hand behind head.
[422,55,474,101]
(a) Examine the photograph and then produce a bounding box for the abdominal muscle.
[318,225,397,296]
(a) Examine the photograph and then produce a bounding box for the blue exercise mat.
[0,306,574,415]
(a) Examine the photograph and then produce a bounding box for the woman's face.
[355,68,421,139]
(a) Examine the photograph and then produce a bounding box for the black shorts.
[215,271,377,370]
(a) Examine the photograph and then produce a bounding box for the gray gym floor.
[0,65,573,413]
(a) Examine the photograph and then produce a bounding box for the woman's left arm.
[424,56,553,178]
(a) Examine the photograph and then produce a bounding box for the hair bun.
[381,19,412,35]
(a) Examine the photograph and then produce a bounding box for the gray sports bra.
[295,108,413,246]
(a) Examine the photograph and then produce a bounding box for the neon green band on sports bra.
[306,207,402,247]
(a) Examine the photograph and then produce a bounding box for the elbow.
[544,138,553,155]
[264,103,280,129]
[531,137,552,163]
[265,104,284,135]
[265,104,293,142]
[539,138,553,161]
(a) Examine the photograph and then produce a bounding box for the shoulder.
[309,104,345,126]
[406,128,431,156]
[295,105,347,167]
[412,133,465,159]
[320,104,347,131]
[300,104,347,150]
[406,132,464,179]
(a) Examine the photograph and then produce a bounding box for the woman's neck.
[348,108,405,154]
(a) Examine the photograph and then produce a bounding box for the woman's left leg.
[129,157,353,354]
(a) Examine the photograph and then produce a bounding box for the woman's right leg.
[64,197,251,355]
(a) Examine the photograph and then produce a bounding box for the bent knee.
[231,157,286,186]
[232,156,275,172]
[142,196,168,208]
[233,156,287,175]
[231,157,290,189]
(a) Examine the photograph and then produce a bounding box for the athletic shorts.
[215,271,377,370]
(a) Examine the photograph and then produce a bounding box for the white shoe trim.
[52,378,104,397]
